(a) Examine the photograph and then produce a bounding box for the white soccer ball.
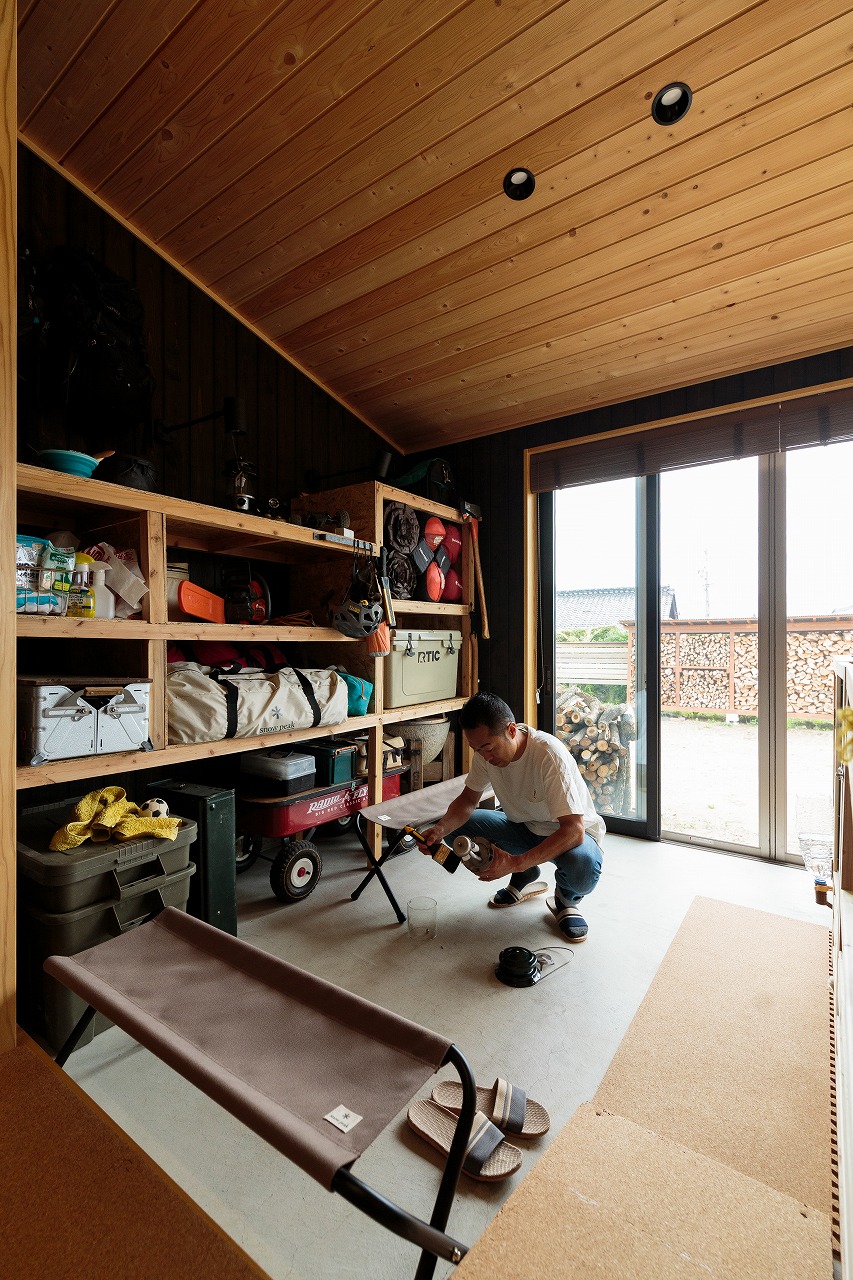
[140,797,169,819]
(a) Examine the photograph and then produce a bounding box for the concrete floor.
[66,831,829,1280]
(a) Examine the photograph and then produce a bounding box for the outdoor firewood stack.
[555,687,637,817]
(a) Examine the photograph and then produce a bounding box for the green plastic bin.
[17,806,197,913]
[18,862,195,1052]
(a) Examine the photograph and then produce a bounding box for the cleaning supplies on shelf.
[66,555,97,618]
[16,535,76,614]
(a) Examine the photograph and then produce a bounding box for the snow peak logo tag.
[416,650,441,663]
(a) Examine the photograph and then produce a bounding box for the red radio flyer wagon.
[236,768,407,904]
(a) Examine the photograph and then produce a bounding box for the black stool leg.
[351,815,406,923]
[54,1005,98,1068]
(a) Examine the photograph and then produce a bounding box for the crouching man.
[418,692,604,940]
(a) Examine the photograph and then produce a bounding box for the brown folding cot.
[46,906,477,1278]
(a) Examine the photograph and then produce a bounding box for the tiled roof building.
[556,586,678,632]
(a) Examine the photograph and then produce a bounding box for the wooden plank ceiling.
[17,0,853,454]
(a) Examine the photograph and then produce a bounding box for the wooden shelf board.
[15,714,383,789]
[391,601,471,616]
[17,464,376,557]
[16,617,354,642]
[380,697,466,724]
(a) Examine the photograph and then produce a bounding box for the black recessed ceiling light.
[651,82,692,125]
[503,167,535,200]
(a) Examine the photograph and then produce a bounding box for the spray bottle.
[403,825,461,874]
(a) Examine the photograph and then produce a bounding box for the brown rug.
[0,1034,273,1280]
[456,1104,832,1280]
[594,895,832,1211]
[457,895,833,1279]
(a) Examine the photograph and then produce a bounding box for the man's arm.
[420,785,482,847]
[477,813,585,881]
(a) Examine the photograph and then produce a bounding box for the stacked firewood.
[555,687,636,817]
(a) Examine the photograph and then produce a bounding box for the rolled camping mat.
[383,502,420,555]
[386,549,417,599]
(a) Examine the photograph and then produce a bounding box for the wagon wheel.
[269,840,322,903]
[314,813,357,838]
[235,833,263,874]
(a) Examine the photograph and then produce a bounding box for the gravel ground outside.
[659,715,834,853]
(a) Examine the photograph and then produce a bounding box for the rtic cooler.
[17,675,153,765]
[384,630,462,709]
[239,749,316,792]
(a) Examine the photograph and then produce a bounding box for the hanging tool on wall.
[462,512,489,640]
[377,547,396,629]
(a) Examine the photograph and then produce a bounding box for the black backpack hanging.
[34,246,154,437]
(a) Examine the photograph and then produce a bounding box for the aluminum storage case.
[384,629,462,709]
[239,748,316,792]
[17,675,153,765]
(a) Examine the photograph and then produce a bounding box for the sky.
[555,441,853,619]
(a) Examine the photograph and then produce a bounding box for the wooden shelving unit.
[15,467,478,794]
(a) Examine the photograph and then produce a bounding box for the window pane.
[785,441,853,866]
[554,478,645,823]
[660,459,759,848]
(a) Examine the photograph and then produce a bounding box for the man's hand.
[416,824,443,854]
[476,844,513,881]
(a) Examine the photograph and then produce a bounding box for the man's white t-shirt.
[465,725,606,847]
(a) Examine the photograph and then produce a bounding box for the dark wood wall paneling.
[441,347,853,719]
[17,146,386,511]
[19,146,853,723]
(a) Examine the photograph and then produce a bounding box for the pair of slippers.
[489,870,588,941]
[407,1077,550,1182]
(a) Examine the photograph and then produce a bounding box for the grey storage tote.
[18,862,195,1052]
[17,805,197,913]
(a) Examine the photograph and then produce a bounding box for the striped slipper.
[407,1099,523,1182]
[489,867,548,908]
[546,895,588,941]
[431,1077,550,1138]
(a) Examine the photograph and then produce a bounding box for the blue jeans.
[445,810,603,904]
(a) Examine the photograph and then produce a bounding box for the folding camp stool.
[47,907,477,1279]
[353,776,495,923]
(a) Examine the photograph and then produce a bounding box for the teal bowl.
[38,449,101,478]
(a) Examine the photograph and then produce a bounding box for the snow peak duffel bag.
[166,662,348,745]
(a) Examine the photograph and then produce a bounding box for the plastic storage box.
[303,740,357,785]
[384,630,462,709]
[239,749,316,792]
[17,675,153,765]
[17,807,198,913]
[17,862,195,1051]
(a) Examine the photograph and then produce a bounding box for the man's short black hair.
[459,692,516,733]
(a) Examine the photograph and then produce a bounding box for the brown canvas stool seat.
[46,907,477,1278]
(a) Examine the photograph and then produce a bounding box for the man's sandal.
[431,1076,550,1138]
[489,866,548,908]
[407,1098,523,1181]
[546,895,588,941]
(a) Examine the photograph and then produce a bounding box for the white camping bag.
[166,662,349,745]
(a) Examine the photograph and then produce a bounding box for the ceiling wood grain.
[18,0,853,452]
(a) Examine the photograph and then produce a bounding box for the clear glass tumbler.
[407,896,437,940]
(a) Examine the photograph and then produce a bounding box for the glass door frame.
[537,479,660,841]
[538,461,800,860]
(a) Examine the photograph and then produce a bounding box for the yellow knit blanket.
[49,786,182,852]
